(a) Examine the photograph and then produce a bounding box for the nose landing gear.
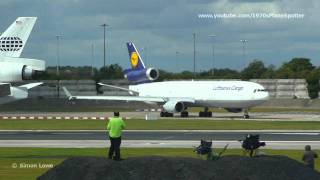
[243,109,250,119]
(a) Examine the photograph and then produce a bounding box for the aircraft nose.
[261,91,269,100]
[254,91,269,101]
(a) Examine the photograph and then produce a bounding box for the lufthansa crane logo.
[0,37,23,51]
[131,52,139,68]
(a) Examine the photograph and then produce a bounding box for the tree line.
[36,58,320,98]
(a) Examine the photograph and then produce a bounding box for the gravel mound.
[37,155,320,180]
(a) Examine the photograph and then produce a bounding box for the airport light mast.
[240,39,248,69]
[56,35,61,98]
[101,23,109,70]
[208,34,216,76]
[193,32,196,78]
[91,43,95,77]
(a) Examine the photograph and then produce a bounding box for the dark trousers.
[306,163,315,170]
[108,136,121,160]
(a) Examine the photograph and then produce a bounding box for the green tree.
[241,60,267,80]
[306,68,320,99]
[211,68,241,79]
[98,64,124,80]
[261,65,276,78]
[276,58,314,78]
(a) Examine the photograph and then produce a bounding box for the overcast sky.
[1,0,319,72]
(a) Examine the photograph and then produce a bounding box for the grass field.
[0,147,318,180]
[1,119,320,130]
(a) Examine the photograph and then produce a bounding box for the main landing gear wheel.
[243,109,250,119]
[180,111,189,117]
[160,111,174,117]
[199,107,212,117]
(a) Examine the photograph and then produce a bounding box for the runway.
[0,130,319,149]
[0,130,319,141]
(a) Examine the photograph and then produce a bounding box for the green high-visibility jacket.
[107,117,126,138]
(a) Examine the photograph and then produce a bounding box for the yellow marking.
[131,52,139,68]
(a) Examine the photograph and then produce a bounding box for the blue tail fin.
[123,42,159,83]
[126,42,146,70]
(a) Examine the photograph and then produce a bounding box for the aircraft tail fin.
[126,42,146,70]
[123,42,159,83]
[0,17,37,58]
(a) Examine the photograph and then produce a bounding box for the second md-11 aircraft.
[64,42,269,118]
[0,17,45,105]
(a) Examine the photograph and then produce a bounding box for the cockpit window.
[254,89,267,93]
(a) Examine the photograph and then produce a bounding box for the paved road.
[0,130,319,141]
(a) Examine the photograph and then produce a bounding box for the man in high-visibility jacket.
[107,112,126,161]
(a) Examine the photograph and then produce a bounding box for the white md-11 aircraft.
[0,17,45,105]
[64,42,269,118]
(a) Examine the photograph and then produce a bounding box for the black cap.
[114,112,120,117]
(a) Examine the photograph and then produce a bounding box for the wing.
[71,95,166,103]
[19,82,43,90]
[62,86,165,103]
[62,87,195,105]
[98,82,139,95]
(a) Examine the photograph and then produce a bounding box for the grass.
[1,119,320,130]
[0,147,318,180]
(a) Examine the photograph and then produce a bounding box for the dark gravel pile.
[37,155,320,180]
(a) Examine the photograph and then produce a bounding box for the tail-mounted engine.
[124,68,159,83]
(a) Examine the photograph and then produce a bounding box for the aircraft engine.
[21,65,35,80]
[124,68,159,83]
[163,101,185,113]
[146,68,159,81]
[0,63,39,82]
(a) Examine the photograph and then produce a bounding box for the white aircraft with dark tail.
[64,42,269,118]
[0,17,45,104]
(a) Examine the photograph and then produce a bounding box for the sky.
[0,0,319,72]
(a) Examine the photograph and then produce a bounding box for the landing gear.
[160,111,174,117]
[243,109,250,119]
[180,111,189,117]
[199,107,212,117]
